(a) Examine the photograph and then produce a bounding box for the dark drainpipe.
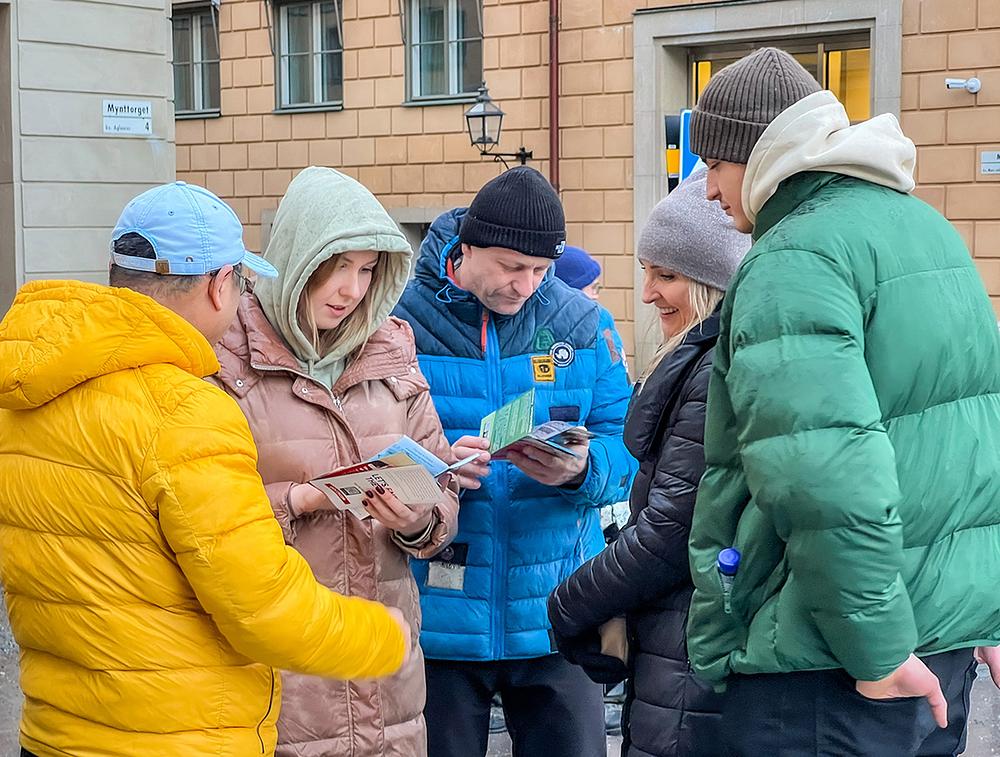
[549,0,560,191]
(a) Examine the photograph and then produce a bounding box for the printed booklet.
[479,389,593,460]
[309,436,478,520]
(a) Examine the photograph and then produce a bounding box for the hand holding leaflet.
[505,434,591,487]
[451,436,491,490]
[363,484,436,536]
[479,389,594,460]
[309,437,477,520]
[309,454,442,520]
[374,435,481,476]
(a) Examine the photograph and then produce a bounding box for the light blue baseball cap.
[111,181,278,277]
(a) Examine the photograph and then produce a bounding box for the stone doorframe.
[630,0,902,371]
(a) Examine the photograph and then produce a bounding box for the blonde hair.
[296,251,389,358]
[638,278,724,384]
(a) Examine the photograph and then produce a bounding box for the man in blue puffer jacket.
[394,167,636,757]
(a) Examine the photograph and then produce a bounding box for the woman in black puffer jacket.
[548,169,749,757]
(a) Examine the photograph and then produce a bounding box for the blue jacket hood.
[414,208,465,286]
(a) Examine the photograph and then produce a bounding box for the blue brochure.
[374,435,479,476]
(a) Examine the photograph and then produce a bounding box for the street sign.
[982,150,1000,175]
[679,109,700,181]
[103,99,152,136]
[666,110,705,191]
[665,114,680,192]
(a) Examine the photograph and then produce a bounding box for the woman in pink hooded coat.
[213,167,460,756]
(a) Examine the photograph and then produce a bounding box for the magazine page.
[309,453,443,520]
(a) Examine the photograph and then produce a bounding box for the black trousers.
[425,653,605,757]
[723,648,979,757]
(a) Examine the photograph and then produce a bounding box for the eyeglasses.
[231,266,254,295]
[213,265,253,295]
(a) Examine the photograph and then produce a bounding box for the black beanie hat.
[459,167,567,259]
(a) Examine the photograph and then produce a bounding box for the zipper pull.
[480,309,489,354]
[333,394,343,410]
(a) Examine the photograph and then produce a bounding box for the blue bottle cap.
[717,548,741,576]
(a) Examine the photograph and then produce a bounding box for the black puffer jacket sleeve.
[548,354,711,638]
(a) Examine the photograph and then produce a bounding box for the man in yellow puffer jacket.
[0,182,409,757]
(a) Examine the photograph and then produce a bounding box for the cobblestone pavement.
[0,599,995,757]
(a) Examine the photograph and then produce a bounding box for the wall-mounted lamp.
[945,77,982,94]
[464,85,533,169]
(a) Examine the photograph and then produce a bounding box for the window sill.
[273,102,344,115]
[176,109,221,120]
[403,95,479,108]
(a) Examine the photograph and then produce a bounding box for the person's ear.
[207,265,233,312]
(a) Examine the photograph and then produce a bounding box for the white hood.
[742,90,916,225]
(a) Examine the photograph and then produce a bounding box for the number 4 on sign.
[144,122,150,132]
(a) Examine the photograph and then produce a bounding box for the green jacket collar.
[752,171,842,241]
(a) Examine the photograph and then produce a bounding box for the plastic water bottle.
[717,548,741,615]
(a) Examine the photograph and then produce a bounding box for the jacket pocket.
[717,570,737,615]
[256,667,276,754]
[425,543,468,592]
[383,369,430,402]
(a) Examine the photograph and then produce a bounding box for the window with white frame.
[276,1,343,109]
[172,5,220,115]
[408,0,482,101]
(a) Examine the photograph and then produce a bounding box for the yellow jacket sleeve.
[141,382,406,679]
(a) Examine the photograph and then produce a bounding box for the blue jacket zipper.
[483,309,507,660]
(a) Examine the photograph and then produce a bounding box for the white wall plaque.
[103,99,152,136]
[982,150,1000,175]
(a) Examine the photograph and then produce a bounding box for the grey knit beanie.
[690,47,821,164]
[636,170,751,291]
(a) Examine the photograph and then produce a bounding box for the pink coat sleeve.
[392,364,459,560]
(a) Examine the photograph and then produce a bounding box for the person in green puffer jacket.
[686,47,1000,756]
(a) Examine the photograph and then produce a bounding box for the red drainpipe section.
[548,0,560,191]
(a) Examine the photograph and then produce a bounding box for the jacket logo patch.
[532,355,556,382]
[550,341,575,368]
[533,327,555,352]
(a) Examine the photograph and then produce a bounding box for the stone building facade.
[0,0,175,311]
[174,0,647,360]
[172,0,1000,369]
[3,0,1000,363]
[900,0,1000,313]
